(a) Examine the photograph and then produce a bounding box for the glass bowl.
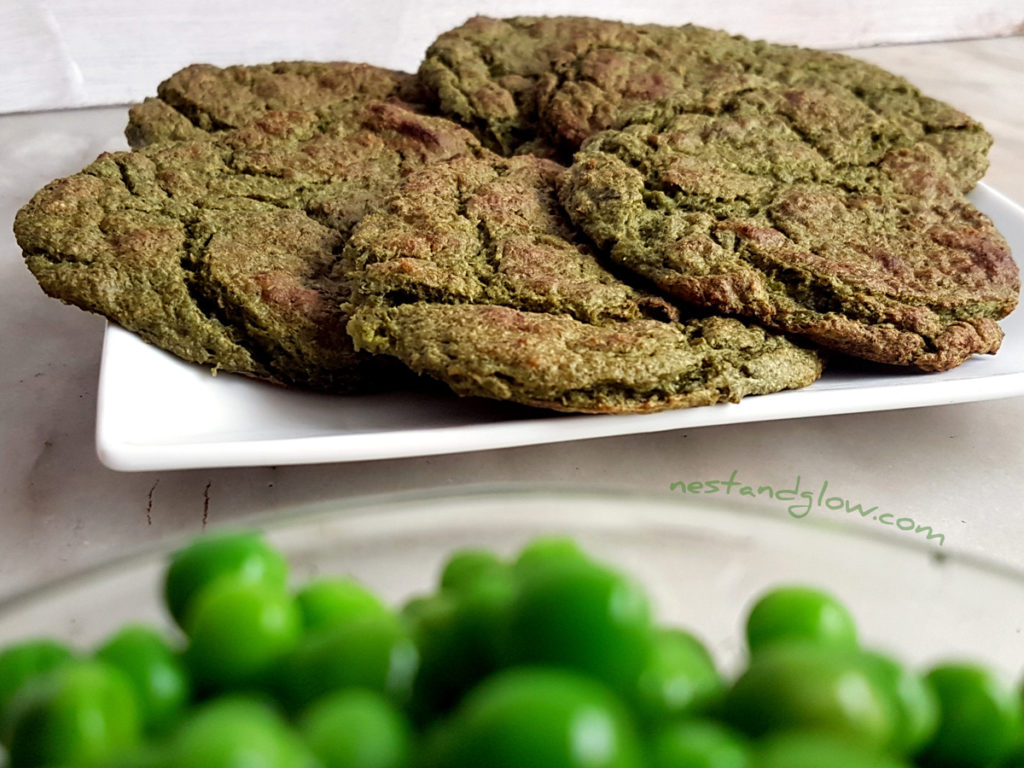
[0,486,1021,679]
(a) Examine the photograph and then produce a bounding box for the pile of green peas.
[0,530,1022,768]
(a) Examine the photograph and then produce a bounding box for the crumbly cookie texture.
[344,153,822,413]
[127,60,426,147]
[15,103,483,392]
[560,115,1017,371]
[423,19,1016,372]
[16,16,1016,403]
[419,16,992,190]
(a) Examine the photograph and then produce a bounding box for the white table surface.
[1,30,1023,602]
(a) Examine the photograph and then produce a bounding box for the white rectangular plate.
[96,184,1024,471]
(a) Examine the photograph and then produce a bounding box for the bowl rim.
[3,482,1023,621]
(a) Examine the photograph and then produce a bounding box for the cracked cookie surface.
[126,61,426,148]
[15,103,482,391]
[422,18,1017,372]
[343,153,823,412]
[419,15,992,190]
[560,114,1017,371]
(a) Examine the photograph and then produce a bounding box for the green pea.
[1002,689,1024,768]
[860,650,938,756]
[279,614,418,712]
[754,731,912,768]
[745,585,858,656]
[452,566,517,674]
[164,531,288,630]
[416,720,462,768]
[299,689,411,768]
[512,537,590,580]
[439,548,506,594]
[406,569,517,721]
[405,594,486,720]
[184,580,301,693]
[4,659,140,768]
[445,667,643,768]
[95,624,191,735]
[504,558,653,694]
[106,743,172,768]
[296,577,390,633]
[724,644,897,750]
[172,696,317,768]
[15,532,1013,768]
[400,594,438,625]
[649,720,751,768]
[633,629,723,723]
[918,662,1022,767]
[1000,730,1024,768]
[0,639,74,740]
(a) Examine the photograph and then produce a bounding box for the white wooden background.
[2,0,1022,114]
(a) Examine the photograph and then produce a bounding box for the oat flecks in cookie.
[419,16,991,189]
[15,103,483,392]
[344,153,823,413]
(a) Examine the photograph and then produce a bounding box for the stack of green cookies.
[14,17,1018,413]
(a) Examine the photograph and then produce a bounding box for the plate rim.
[95,183,1024,471]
